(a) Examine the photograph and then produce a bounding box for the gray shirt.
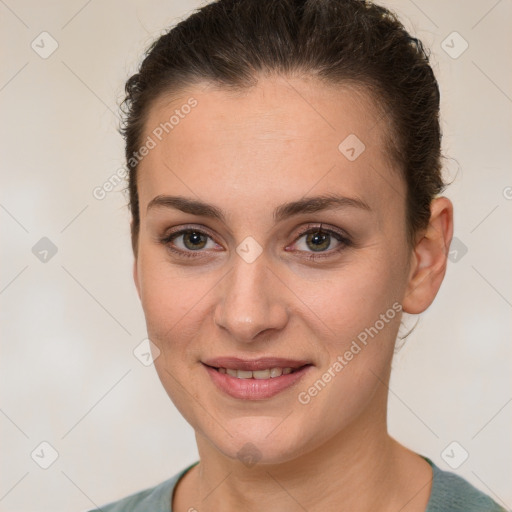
[90,456,507,511]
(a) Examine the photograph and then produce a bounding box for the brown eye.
[304,230,332,252]
[290,225,352,261]
[179,231,209,251]
[160,227,220,259]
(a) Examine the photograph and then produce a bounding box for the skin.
[132,75,454,512]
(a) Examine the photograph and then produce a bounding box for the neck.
[175,386,432,512]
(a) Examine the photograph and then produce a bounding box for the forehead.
[137,76,405,218]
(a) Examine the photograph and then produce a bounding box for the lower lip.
[203,364,312,400]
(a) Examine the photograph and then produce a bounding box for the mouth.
[201,357,313,400]
[205,365,306,379]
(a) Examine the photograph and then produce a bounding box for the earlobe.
[402,197,454,314]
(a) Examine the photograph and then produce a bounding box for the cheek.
[291,270,402,440]
[294,247,406,393]
[137,250,199,345]
[291,251,406,340]
[139,257,213,415]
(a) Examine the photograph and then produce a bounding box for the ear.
[131,219,141,301]
[133,258,141,301]
[402,197,454,314]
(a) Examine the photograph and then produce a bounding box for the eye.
[172,231,212,251]
[159,223,351,261]
[289,224,351,260]
[159,227,221,259]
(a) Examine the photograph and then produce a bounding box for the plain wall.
[1,0,511,510]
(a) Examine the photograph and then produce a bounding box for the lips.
[202,357,313,399]
[202,356,311,372]
[217,367,295,379]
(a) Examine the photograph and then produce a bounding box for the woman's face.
[133,76,414,464]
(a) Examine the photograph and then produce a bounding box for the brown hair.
[119,0,445,254]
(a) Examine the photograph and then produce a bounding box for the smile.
[214,367,295,379]
[202,359,313,400]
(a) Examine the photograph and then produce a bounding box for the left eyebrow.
[273,193,371,222]
[146,192,371,223]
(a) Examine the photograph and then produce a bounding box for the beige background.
[1,0,511,510]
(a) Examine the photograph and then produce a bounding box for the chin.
[204,417,313,466]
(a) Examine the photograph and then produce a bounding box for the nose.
[213,251,289,343]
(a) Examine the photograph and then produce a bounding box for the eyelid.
[291,223,351,243]
[161,224,221,244]
[159,222,352,259]
[285,223,352,258]
[159,224,224,255]
[161,223,349,244]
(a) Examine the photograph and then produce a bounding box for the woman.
[92,0,507,510]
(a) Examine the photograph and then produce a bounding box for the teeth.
[218,367,296,379]
[269,367,282,378]
[253,369,271,379]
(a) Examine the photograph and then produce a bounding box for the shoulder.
[87,477,175,512]
[87,463,196,512]
[426,458,508,512]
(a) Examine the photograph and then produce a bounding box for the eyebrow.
[146,193,371,223]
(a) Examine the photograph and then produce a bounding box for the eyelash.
[158,223,352,262]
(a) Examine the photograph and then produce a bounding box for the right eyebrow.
[147,195,225,220]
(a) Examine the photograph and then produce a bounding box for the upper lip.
[202,357,312,372]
